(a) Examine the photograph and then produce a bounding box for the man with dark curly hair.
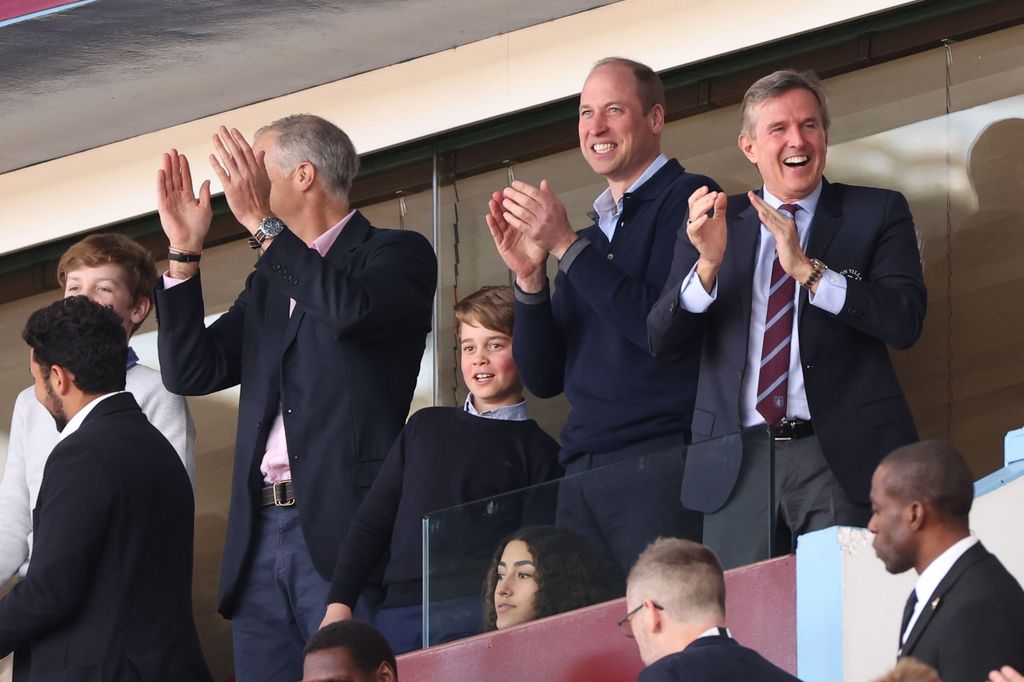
[0,296,210,681]
[302,621,397,682]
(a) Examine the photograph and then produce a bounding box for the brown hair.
[591,57,665,114]
[57,233,157,319]
[454,285,514,338]
[627,537,726,624]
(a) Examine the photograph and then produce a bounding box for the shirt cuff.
[162,272,190,289]
[514,279,550,305]
[809,268,847,314]
[557,237,589,274]
[679,263,717,313]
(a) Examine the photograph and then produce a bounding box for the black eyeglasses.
[617,601,664,638]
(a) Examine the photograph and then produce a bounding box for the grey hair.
[740,70,831,138]
[256,114,359,197]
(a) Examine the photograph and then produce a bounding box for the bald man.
[623,537,798,681]
[869,440,1024,681]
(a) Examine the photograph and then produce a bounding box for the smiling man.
[487,57,719,585]
[648,70,927,568]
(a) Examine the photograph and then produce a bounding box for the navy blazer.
[155,212,437,616]
[0,393,211,681]
[648,180,926,508]
[900,542,1024,682]
[638,634,800,682]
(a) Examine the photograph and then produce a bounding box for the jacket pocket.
[859,395,914,427]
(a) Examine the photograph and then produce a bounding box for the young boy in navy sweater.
[321,286,562,653]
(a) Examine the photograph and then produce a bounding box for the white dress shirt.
[678,183,850,426]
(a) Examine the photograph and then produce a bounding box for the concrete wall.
[0,0,915,255]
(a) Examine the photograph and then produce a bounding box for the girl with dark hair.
[483,525,613,631]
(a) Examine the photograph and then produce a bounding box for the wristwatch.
[250,216,286,249]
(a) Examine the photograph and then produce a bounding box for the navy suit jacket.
[155,212,437,616]
[638,634,800,682]
[900,542,1024,682]
[648,180,926,508]
[0,393,211,681]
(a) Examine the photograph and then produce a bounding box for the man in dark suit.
[870,439,1024,681]
[648,70,926,567]
[0,296,210,681]
[623,537,798,681]
[154,115,436,681]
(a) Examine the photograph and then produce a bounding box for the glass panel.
[421,429,775,648]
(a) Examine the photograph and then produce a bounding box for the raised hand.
[486,190,548,293]
[687,186,728,293]
[748,191,813,285]
[499,180,577,259]
[209,126,273,233]
[157,149,212,253]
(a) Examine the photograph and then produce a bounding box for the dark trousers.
[556,433,701,593]
[376,596,481,654]
[702,433,870,569]
[231,506,331,682]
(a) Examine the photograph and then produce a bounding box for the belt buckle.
[273,480,295,507]
[773,420,795,441]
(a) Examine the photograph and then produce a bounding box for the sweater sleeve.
[327,420,412,607]
[129,365,198,488]
[0,391,34,583]
[512,281,568,398]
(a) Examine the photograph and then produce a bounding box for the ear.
[128,296,152,330]
[377,662,396,682]
[49,364,76,397]
[646,599,664,634]
[906,501,926,532]
[295,161,317,192]
[647,103,665,135]
[738,133,758,164]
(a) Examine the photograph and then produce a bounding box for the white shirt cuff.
[162,272,190,289]
[678,263,717,313]
[809,268,846,314]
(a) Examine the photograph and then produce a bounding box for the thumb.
[714,191,727,215]
[199,180,212,205]
[540,179,552,193]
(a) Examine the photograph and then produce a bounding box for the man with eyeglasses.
[622,537,799,681]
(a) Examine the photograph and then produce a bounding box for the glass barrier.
[421,427,777,648]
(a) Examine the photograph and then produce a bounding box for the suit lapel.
[279,211,372,352]
[732,199,762,339]
[901,542,988,656]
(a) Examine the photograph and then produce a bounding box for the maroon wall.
[1,2,73,22]
[398,555,795,681]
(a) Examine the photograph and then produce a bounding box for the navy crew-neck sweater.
[513,160,719,464]
[328,406,561,609]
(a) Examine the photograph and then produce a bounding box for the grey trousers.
[701,433,870,569]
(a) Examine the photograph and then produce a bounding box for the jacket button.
[607,253,614,260]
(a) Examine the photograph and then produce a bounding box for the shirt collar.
[914,535,978,605]
[761,181,823,216]
[57,392,124,442]
[464,394,529,421]
[126,346,139,370]
[696,626,731,640]
[593,154,669,218]
[310,210,356,257]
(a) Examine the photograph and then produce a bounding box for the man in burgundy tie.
[647,69,926,568]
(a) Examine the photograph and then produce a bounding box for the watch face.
[260,217,286,237]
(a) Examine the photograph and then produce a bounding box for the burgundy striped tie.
[756,203,799,426]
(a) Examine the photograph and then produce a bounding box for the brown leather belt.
[260,480,295,507]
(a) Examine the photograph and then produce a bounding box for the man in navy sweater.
[486,57,719,584]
